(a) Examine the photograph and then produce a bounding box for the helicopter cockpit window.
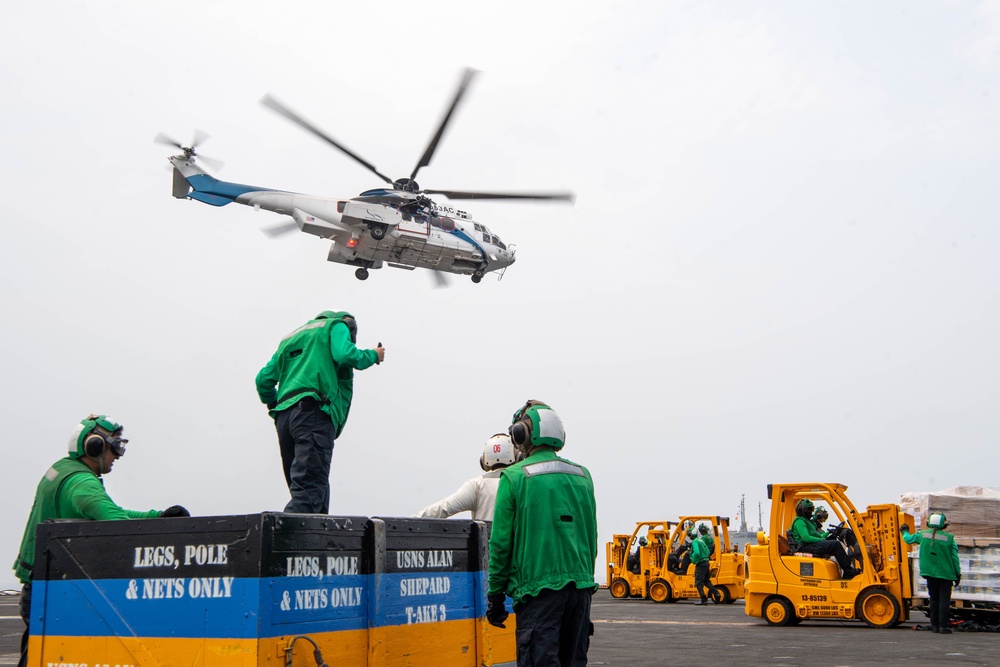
[493,236,506,250]
[474,223,483,232]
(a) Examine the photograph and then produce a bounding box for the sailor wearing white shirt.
[415,434,521,521]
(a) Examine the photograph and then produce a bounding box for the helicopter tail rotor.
[154,130,225,171]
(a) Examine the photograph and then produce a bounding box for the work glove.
[955,575,961,587]
[161,505,191,518]
[900,524,910,533]
[486,593,509,628]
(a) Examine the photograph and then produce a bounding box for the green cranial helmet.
[638,536,648,546]
[68,414,125,459]
[698,524,710,535]
[509,400,566,451]
[815,507,829,522]
[927,513,948,529]
[315,310,356,342]
[795,498,815,518]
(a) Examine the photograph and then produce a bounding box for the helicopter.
[157,68,573,285]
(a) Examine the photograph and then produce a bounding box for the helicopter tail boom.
[168,156,266,207]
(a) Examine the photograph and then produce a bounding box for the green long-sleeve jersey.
[255,312,378,437]
[690,536,711,564]
[487,448,598,605]
[790,516,830,544]
[14,457,161,583]
[903,527,961,581]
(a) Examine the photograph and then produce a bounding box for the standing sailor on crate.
[902,513,962,634]
[12,415,189,667]
[256,310,384,514]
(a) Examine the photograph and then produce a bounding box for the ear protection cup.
[509,420,531,447]
[479,452,489,471]
[343,317,358,344]
[509,399,550,449]
[84,431,107,458]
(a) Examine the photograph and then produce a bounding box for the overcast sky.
[2,1,998,588]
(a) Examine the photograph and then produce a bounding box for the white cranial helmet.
[480,433,519,471]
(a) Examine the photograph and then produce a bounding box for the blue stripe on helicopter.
[449,228,486,262]
[185,174,268,207]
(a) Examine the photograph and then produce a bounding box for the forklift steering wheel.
[828,522,846,540]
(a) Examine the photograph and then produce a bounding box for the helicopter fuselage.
[168,156,515,282]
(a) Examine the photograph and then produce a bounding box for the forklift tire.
[648,579,672,604]
[714,585,732,604]
[610,578,630,599]
[763,597,796,627]
[858,588,901,629]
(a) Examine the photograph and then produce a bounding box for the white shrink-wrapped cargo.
[900,486,1000,611]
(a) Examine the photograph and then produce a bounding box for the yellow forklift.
[606,516,745,604]
[606,521,669,599]
[745,482,914,628]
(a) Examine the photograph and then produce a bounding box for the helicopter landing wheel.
[355,268,369,281]
[369,224,386,240]
[471,271,484,284]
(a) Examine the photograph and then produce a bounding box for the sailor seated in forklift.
[627,536,647,575]
[788,499,860,579]
[670,528,696,575]
[813,505,862,567]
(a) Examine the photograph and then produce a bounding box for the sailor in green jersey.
[13,415,188,667]
[698,523,716,556]
[903,513,961,634]
[690,528,720,605]
[256,311,384,513]
[789,499,860,579]
[487,400,598,667]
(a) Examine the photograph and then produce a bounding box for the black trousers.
[675,552,691,574]
[514,585,594,667]
[926,577,954,629]
[799,539,852,572]
[18,581,30,667]
[276,398,336,514]
[694,561,718,602]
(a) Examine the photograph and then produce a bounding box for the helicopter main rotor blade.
[260,217,300,238]
[410,68,478,181]
[260,94,394,186]
[423,188,575,203]
[431,269,450,289]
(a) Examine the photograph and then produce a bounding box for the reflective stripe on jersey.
[282,320,327,340]
[522,460,585,477]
